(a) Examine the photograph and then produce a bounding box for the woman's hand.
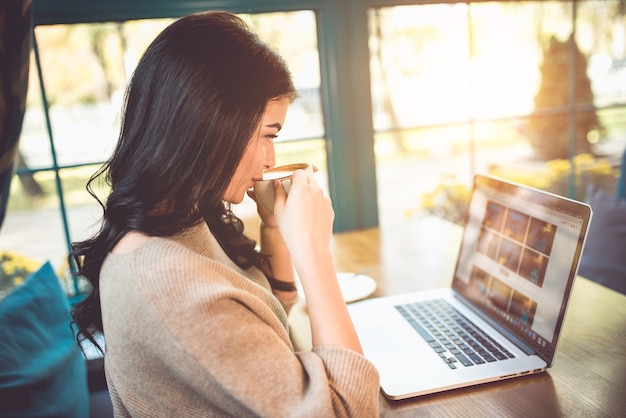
[246,189,278,228]
[247,165,321,229]
[272,169,334,262]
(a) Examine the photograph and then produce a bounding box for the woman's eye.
[265,134,278,142]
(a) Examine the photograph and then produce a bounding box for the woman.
[71,11,380,417]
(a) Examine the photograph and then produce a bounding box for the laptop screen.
[452,175,592,364]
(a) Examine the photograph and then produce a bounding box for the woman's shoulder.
[104,225,261,289]
[101,232,235,310]
[107,223,219,262]
[106,231,217,275]
[102,224,273,306]
[105,232,188,268]
[111,231,152,255]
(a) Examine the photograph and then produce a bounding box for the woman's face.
[222,97,290,204]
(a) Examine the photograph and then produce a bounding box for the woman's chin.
[223,194,245,206]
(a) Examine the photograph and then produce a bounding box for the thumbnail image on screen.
[476,200,557,288]
[466,266,538,329]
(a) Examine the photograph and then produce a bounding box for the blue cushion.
[578,187,626,295]
[0,261,89,417]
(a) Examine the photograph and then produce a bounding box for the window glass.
[244,12,324,142]
[371,1,625,227]
[577,1,626,157]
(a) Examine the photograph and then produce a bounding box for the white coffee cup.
[253,163,313,214]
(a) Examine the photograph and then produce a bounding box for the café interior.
[1,1,625,417]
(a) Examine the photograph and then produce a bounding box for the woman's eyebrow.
[265,122,283,131]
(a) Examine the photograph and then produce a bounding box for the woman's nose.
[264,144,276,169]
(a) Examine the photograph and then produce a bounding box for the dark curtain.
[0,0,32,230]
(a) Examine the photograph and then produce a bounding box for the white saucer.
[337,272,377,303]
[296,272,377,303]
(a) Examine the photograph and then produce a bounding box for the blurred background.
[2,0,626,295]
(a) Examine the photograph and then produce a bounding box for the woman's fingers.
[272,178,288,215]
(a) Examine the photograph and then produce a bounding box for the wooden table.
[290,216,626,417]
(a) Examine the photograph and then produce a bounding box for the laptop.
[347,174,592,400]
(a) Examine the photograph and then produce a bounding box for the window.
[4,1,625,296]
[6,7,326,295]
[370,1,626,226]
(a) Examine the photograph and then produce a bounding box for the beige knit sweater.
[99,222,380,417]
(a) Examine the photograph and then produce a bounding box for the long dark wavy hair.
[70,11,297,349]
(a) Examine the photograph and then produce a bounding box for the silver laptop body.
[348,174,592,400]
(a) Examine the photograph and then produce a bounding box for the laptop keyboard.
[395,299,515,369]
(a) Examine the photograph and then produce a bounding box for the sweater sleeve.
[102,239,380,418]
[169,295,380,417]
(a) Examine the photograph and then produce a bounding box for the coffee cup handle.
[281,178,292,194]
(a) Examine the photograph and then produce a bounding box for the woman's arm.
[259,223,298,312]
[273,171,363,354]
[248,189,298,313]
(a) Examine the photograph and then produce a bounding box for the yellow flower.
[3,262,16,275]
